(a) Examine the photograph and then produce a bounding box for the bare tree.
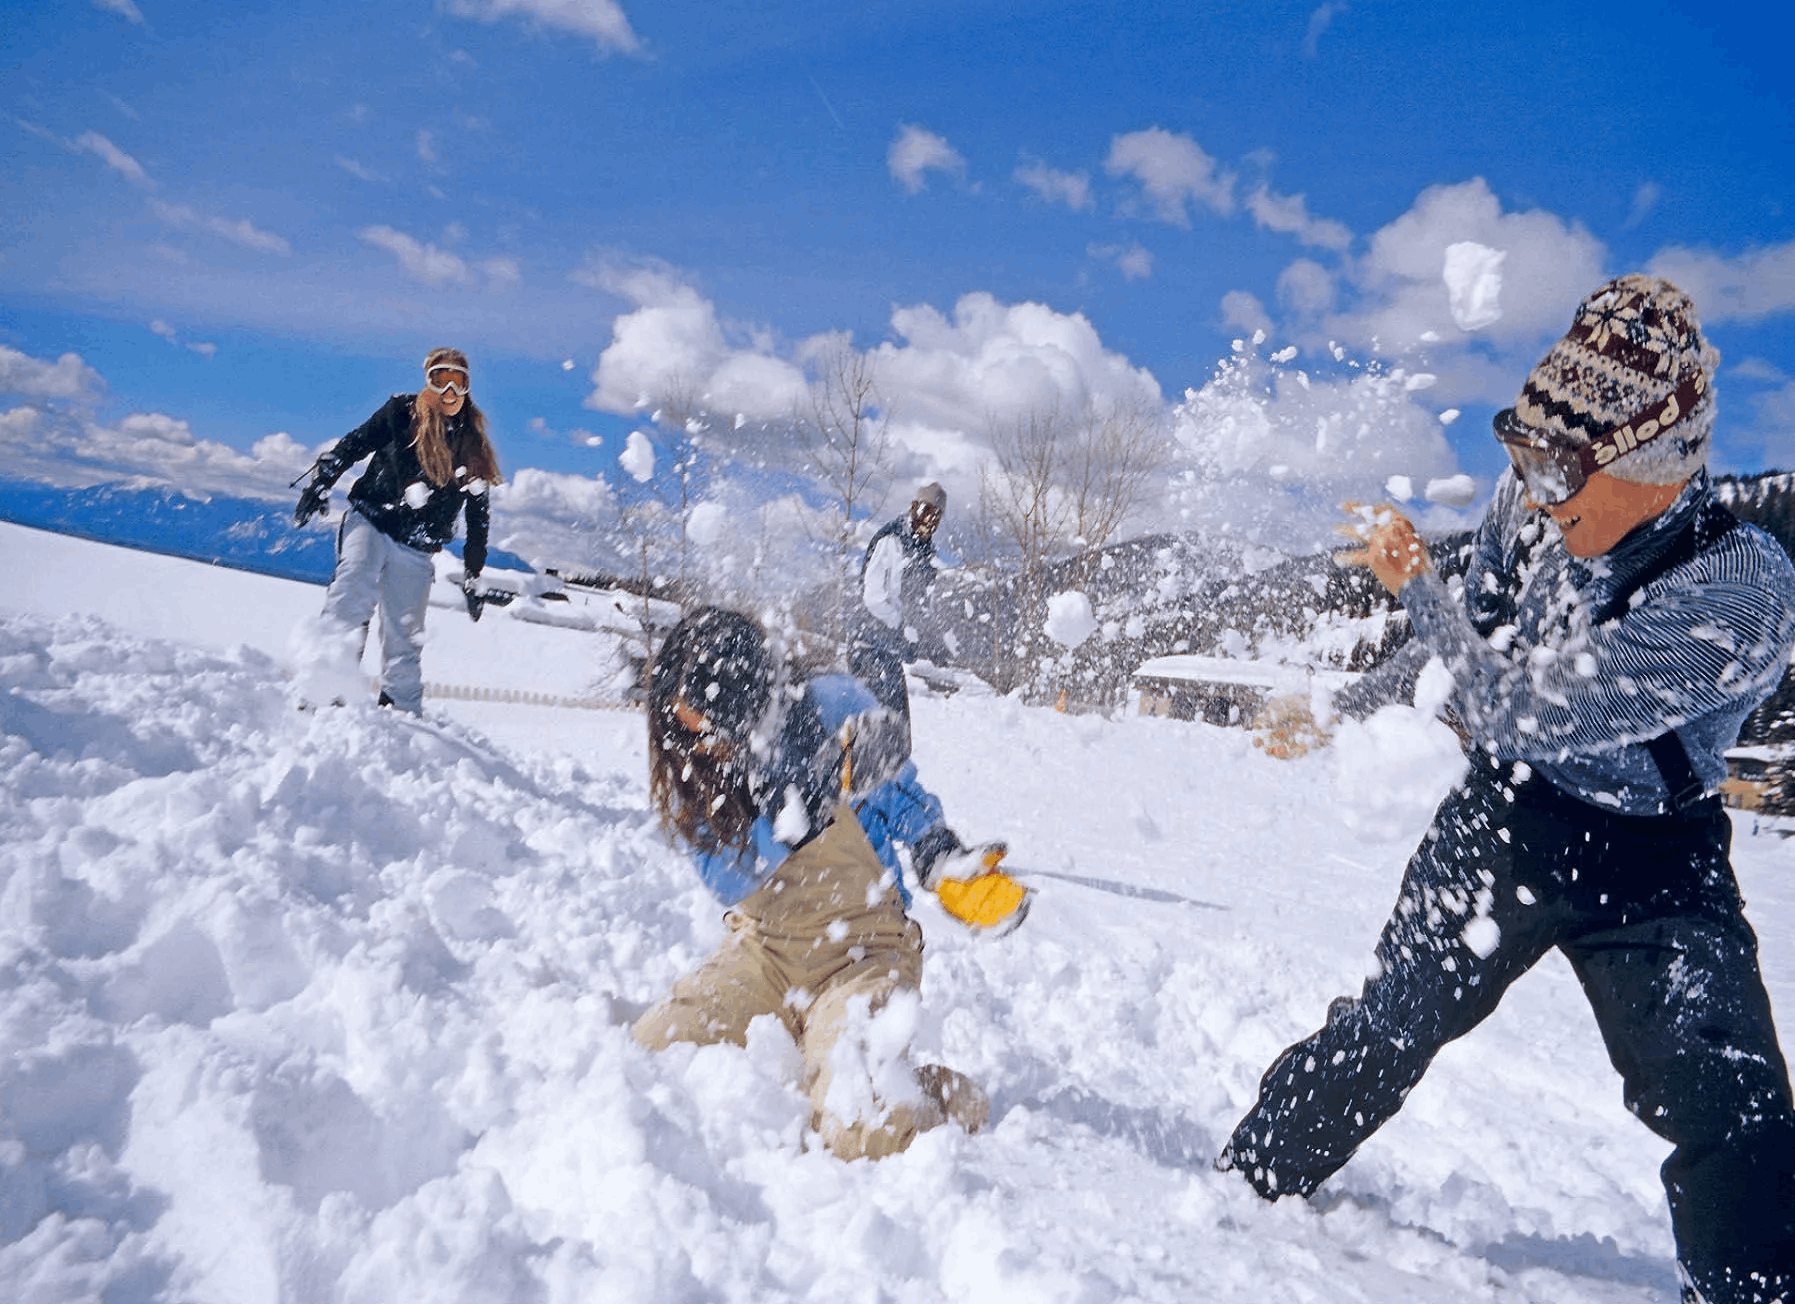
[1063,399,1173,588]
[973,405,1075,692]
[797,343,893,646]
[969,398,1173,699]
[645,373,709,609]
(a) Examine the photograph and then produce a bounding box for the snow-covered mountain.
[0,479,532,586]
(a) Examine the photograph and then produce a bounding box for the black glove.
[910,826,963,890]
[294,482,329,526]
[463,577,485,622]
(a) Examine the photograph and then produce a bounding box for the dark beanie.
[1508,274,1718,486]
[650,607,772,740]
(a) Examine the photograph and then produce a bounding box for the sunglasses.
[426,365,470,399]
[1493,371,1705,506]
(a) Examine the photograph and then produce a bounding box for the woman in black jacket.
[294,347,502,713]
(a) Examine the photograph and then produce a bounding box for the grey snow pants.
[319,507,436,714]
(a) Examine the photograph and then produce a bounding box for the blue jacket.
[689,673,949,906]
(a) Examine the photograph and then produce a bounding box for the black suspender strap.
[1644,731,1708,813]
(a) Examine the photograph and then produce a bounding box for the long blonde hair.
[413,347,502,488]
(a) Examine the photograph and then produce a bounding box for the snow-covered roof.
[1131,653,1360,694]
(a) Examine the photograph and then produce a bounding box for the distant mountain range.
[0,479,529,585]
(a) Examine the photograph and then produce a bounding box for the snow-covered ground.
[3,519,1792,1303]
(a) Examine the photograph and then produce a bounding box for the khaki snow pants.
[634,806,947,1160]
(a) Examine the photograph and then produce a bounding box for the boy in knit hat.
[1219,275,1795,1304]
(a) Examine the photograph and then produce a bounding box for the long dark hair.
[414,347,502,489]
[647,608,776,854]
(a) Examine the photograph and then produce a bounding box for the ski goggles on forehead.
[1492,370,1707,506]
[425,365,470,398]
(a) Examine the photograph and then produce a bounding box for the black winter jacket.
[313,395,491,574]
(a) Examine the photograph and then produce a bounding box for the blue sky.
[3,0,1793,558]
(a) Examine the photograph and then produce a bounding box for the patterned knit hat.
[1505,274,1718,486]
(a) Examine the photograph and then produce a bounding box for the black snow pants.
[845,618,913,750]
[1222,757,1795,1304]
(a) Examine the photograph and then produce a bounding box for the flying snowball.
[1425,474,1478,508]
[1443,241,1505,331]
[620,429,656,483]
[1385,475,1414,503]
[1044,590,1098,649]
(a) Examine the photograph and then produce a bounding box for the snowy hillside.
[3,522,1793,1303]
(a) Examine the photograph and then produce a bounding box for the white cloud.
[1276,259,1337,319]
[1088,242,1154,281]
[1014,158,1091,211]
[91,0,144,24]
[416,129,437,165]
[1732,357,1788,385]
[74,130,149,185]
[0,382,317,499]
[1625,181,1660,230]
[1105,128,1234,226]
[581,259,806,418]
[0,346,106,403]
[888,125,966,195]
[148,320,218,358]
[1647,239,1795,322]
[1114,245,1153,281]
[1303,3,1346,57]
[1747,380,1795,435]
[866,292,1167,497]
[360,225,517,291]
[1245,184,1352,250]
[444,0,641,53]
[100,90,140,122]
[1221,291,1274,339]
[1325,177,1606,357]
[336,156,386,183]
[151,199,292,255]
[480,256,522,291]
[486,467,621,569]
[584,269,1169,512]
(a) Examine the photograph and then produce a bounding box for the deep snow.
[3,519,1792,1303]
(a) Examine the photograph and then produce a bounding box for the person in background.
[1219,275,1795,1304]
[634,606,1027,1160]
[848,482,947,734]
[292,346,502,714]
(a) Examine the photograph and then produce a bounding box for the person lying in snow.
[1220,276,1795,1304]
[633,606,1026,1160]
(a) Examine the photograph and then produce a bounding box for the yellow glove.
[931,845,1032,935]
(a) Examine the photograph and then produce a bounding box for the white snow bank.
[4,526,1791,1302]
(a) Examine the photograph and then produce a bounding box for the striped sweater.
[1355,468,1795,815]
